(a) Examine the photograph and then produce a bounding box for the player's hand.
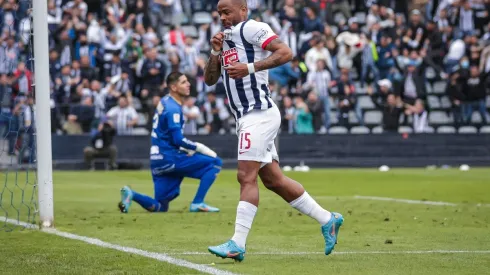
[211,32,224,51]
[224,62,249,79]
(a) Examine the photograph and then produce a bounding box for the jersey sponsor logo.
[222,47,239,67]
[252,28,268,43]
[173,113,180,123]
[150,154,164,160]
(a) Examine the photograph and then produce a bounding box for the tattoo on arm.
[254,38,293,72]
[204,55,222,86]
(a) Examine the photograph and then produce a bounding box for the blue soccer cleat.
[118,186,133,213]
[321,212,344,255]
[190,202,220,212]
[208,240,245,262]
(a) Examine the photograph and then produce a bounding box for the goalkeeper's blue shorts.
[150,152,222,203]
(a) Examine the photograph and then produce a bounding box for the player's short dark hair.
[166,72,184,87]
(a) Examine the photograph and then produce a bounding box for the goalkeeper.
[119,72,221,213]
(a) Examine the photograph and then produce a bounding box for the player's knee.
[237,169,255,185]
[214,157,223,168]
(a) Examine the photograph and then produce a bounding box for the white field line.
[168,250,490,256]
[2,217,239,275]
[355,196,460,206]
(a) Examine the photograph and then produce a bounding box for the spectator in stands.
[305,38,333,73]
[463,65,489,124]
[368,79,394,106]
[83,119,117,170]
[374,93,403,133]
[303,6,324,34]
[360,32,379,87]
[397,60,426,105]
[280,96,295,134]
[19,95,36,163]
[294,96,314,134]
[337,80,357,127]
[269,57,301,88]
[203,91,230,134]
[376,33,396,81]
[63,96,96,135]
[405,99,429,133]
[304,59,332,131]
[183,97,200,135]
[446,71,466,127]
[106,95,139,135]
[306,91,324,133]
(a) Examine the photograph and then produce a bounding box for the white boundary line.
[354,196,458,206]
[168,250,490,255]
[2,217,239,275]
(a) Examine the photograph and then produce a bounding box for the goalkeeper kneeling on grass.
[119,72,221,213]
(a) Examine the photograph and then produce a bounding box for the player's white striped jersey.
[220,19,278,120]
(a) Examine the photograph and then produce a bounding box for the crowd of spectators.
[0,0,489,148]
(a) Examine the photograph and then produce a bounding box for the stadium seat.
[429,111,451,124]
[364,111,382,124]
[137,113,147,126]
[329,126,348,134]
[479,126,490,133]
[192,11,212,25]
[330,86,339,94]
[158,26,170,37]
[181,25,198,37]
[440,96,452,109]
[371,126,383,134]
[348,111,359,123]
[427,96,441,109]
[330,25,339,36]
[432,81,447,94]
[424,126,435,133]
[132,128,149,136]
[330,111,339,124]
[425,67,436,79]
[471,113,482,124]
[398,126,413,134]
[350,126,370,134]
[436,126,456,134]
[357,95,374,109]
[458,126,478,134]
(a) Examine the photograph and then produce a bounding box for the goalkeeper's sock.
[231,201,257,249]
[289,192,332,225]
[132,192,168,212]
[192,166,220,204]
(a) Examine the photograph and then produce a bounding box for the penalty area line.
[1,217,239,275]
[168,250,490,256]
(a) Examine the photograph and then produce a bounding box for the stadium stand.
[0,0,488,154]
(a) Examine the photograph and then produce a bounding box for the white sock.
[231,201,257,249]
[289,192,331,225]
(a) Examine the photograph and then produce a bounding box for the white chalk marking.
[1,217,239,275]
[168,250,490,255]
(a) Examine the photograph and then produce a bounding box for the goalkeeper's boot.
[118,186,133,213]
[321,212,344,255]
[189,202,220,212]
[208,240,245,262]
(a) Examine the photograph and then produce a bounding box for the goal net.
[0,0,53,231]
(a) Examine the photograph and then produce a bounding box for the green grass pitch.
[1,168,490,274]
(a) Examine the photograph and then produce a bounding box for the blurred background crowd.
[0,0,489,148]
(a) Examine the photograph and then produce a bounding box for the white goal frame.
[33,0,54,228]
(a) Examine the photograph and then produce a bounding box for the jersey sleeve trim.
[261,35,279,50]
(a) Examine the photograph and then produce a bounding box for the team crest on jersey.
[222,47,239,67]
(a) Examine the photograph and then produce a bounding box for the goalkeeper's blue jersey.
[150,95,196,156]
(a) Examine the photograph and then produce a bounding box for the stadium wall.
[52,134,490,169]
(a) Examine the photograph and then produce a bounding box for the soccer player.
[119,72,222,213]
[204,0,344,261]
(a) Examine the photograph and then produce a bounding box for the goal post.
[32,0,54,228]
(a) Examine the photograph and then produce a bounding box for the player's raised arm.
[204,32,224,86]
